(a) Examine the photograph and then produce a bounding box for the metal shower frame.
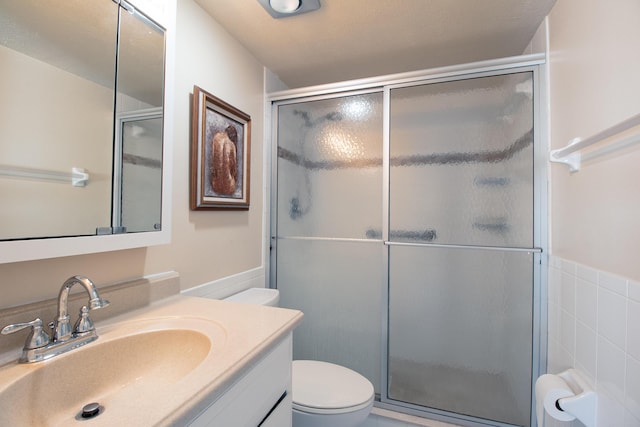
[267,53,549,427]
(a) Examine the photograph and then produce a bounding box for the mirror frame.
[0,0,175,264]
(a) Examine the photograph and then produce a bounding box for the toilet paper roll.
[535,374,576,427]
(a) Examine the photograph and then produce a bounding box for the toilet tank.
[223,288,280,307]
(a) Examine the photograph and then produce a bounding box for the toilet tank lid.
[292,360,374,412]
[223,288,279,306]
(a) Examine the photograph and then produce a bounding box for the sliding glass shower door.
[387,72,536,426]
[272,68,541,427]
[273,92,385,393]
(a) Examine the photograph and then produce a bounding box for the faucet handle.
[1,318,51,350]
[73,306,96,335]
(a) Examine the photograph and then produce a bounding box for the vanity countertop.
[131,295,303,426]
[0,295,303,426]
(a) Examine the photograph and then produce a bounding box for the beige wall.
[0,0,266,309]
[4,0,637,311]
[548,0,640,281]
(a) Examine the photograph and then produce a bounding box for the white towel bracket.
[549,112,640,172]
[71,167,89,187]
[549,137,582,172]
[0,165,89,186]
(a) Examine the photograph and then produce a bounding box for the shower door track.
[275,236,383,244]
[384,241,542,253]
[276,237,543,254]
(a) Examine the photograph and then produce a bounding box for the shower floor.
[388,358,527,426]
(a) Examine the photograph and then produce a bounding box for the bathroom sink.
[0,316,226,427]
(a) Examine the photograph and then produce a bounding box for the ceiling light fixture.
[269,0,300,14]
[257,0,320,19]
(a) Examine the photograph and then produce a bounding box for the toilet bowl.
[223,288,374,427]
[292,360,374,427]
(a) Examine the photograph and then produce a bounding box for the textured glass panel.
[277,239,384,392]
[120,118,162,232]
[388,245,533,426]
[276,93,383,239]
[389,73,534,247]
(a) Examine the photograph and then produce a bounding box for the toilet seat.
[292,360,375,415]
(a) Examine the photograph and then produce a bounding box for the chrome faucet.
[1,275,109,363]
[54,275,110,342]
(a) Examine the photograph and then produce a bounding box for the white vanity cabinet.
[189,334,293,427]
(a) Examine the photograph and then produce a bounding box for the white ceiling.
[195,0,557,89]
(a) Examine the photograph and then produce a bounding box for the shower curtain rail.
[549,112,640,172]
[0,165,89,187]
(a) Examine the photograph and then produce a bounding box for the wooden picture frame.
[190,85,251,209]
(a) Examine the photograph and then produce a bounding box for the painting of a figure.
[210,125,238,195]
[191,85,251,209]
[204,112,243,199]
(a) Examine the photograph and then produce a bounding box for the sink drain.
[75,402,103,421]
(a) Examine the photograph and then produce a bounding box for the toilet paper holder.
[555,369,597,427]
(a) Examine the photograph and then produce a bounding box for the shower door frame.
[268,54,549,427]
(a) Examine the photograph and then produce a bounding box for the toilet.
[223,288,374,427]
[223,287,281,306]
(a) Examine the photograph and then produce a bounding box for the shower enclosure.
[270,61,545,427]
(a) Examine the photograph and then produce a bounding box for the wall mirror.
[0,0,169,263]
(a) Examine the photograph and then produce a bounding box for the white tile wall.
[547,256,640,426]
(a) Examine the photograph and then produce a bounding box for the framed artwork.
[190,85,251,209]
